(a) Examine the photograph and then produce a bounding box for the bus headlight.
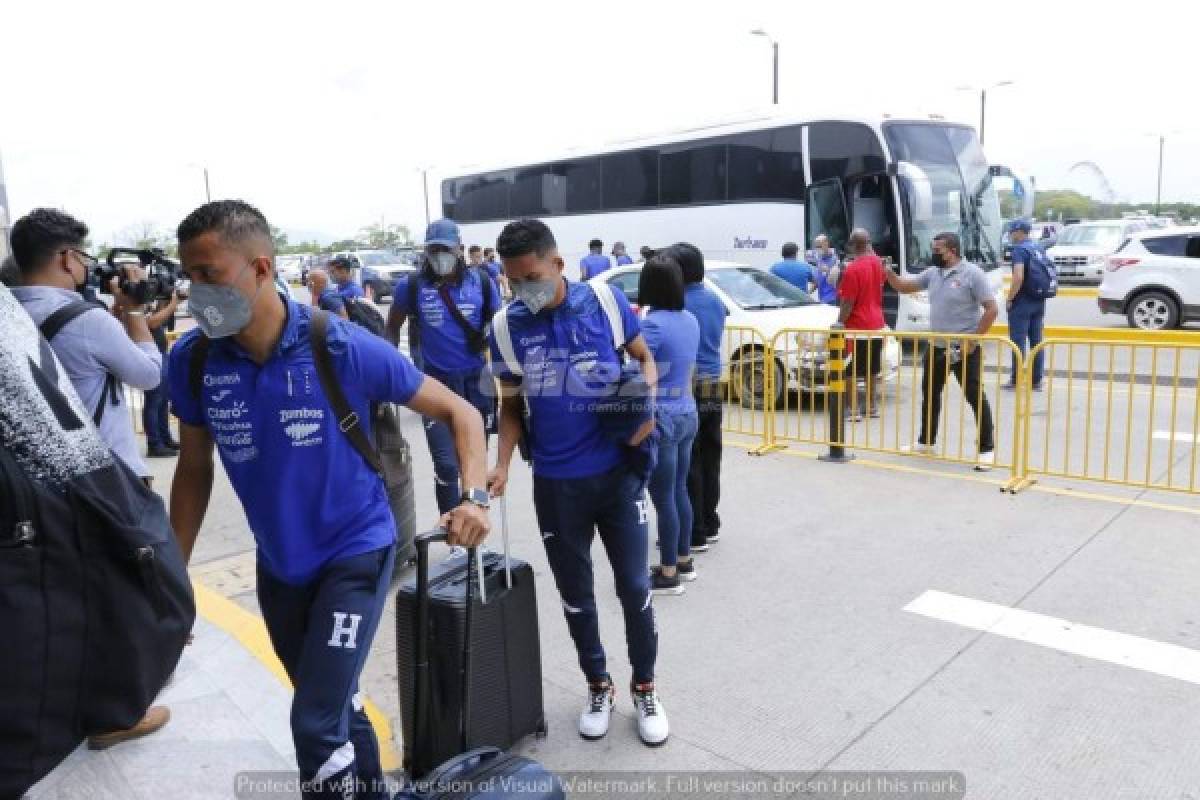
[794,332,828,358]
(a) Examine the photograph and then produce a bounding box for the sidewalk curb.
[192,581,401,772]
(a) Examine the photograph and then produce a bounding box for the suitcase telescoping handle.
[412,529,480,779]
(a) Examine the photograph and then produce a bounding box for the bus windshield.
[883,123,1004,272]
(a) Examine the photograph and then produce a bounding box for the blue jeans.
[1008,298,1046,386]
[257,546,396,800]
[649,411,699,567]
[532,465,657,684]
[423,369,495,514]
[142,356,173,447]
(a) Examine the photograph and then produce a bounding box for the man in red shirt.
[838,228,887,421]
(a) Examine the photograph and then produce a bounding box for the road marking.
[1154,430,1199,444]
[906,590,1200,685]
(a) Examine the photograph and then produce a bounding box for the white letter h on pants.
[327,612,363,649]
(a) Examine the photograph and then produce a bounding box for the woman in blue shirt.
[638,256,700,594]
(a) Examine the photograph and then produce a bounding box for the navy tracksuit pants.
[423,368,495,514]
[532,464,658,685]
[257,545,395,800]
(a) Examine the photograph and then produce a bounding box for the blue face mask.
[188,262,261,338]
[513,277,559,314]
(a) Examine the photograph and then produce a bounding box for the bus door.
[805,178,849,256]
[846,172,902,327]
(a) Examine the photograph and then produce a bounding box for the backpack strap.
[188,336,211,401]
[490,304,523,378]
[309,310,384,476]
[436,268,491,353]
[590,280,626,352]
[40,299,120,426]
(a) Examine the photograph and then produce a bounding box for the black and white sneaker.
[650,567,685,595]
[579,679,614,740]
[676,560,698,582]
[705,532,720,544]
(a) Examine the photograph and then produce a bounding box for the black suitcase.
[395,502,547,775]
[395,529,563,799]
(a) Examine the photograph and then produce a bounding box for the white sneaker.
[579,681,614,740]
[631,683,669,746]
[901,443,936,456]
[974,451,996,472]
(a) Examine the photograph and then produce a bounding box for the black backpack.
[38,299,121,425]
[0,297,194,798]
[188,311,417,565]
[344,297,388,338]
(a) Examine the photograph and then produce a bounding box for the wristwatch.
[461,488,491,510]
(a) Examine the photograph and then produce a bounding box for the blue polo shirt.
[684,283,727,380]
[770,259,816,293]
[616,254,634,266]
[807,250,840,304]
[315,288,345,314]
[642,309,699,416]
[490,280,641,480]
[168,298,425,584]
[394,268,502,377]
[337,280,365,301]
[483,260,502,281]
[580,253,612,280]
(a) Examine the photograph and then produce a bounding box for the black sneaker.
[649,567,685,595]
[146,446,177,458]
[691,538,710,552]
[676,559,697,582]
[705,531,720,544]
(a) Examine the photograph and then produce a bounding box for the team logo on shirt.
[520,334,547,347]
[280,408,324,447]
[210,389,233,404]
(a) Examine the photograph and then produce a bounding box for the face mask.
[188,263,260,339]
[429,252,457,277]
[931,252,947,269]
[513,277,559,314]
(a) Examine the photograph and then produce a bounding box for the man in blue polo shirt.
[388,219,502,515]
[579,238,612,280]
[770,241,816,294]
[329,256,365,302]
[668,242,728,552]
[1003,219,1047,391]
[308,268,348,318]
[168,200,490,800]
[806,234,841,304]
[487,218,670,748]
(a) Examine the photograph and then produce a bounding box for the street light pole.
[422,169,431,226]
[1156,135,1164,216]
[203,167,211,203]
[750,29,779,106]
[979,89,987,146]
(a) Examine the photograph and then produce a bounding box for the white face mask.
[428,252,457,277]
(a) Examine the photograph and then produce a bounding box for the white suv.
[1098,227,1200,330]
[1046,219,1147,284]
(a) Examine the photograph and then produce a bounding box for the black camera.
[93,248,183,305]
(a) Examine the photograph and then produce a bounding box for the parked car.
[1046,219,1149,284]
[332,250,416,301]
[1098,227,1200,330]
[595,261,900,408]
[275,254,306,284]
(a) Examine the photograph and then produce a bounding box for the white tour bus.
[439,113,1032,331]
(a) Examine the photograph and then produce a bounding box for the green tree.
[358,222,413,250]
[270,225,289,251]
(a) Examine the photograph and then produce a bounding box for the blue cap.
[424,218,461,249]
[1007,218,1032,234]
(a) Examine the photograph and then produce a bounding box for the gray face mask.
[429,252,458,277]
[188,263,260,339]
[513,277,559,314]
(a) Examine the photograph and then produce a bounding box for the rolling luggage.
[396,524,560,799]
[395,502,546,774]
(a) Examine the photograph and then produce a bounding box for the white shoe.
[974,451,996,472]
[579,681,614,740]
[901,443,936,456]
[631,683,669,746]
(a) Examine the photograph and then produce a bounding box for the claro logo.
[733,237,768,250]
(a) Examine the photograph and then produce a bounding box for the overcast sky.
[2,0,1197,246]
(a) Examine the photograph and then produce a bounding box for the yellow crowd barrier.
[1014,339,1200,495]
[718,325,775,451]
[767,328,1025,482]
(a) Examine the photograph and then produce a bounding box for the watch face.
[464,489,490,507]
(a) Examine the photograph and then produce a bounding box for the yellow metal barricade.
[719,325,776,452]
[768,328,1025,483]
[1016,339,1200,495]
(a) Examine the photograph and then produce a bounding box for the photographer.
[10,210,164,484]
[143,287,184,457]
[10,211,171,749]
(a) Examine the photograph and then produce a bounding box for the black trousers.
[687,379,723,545]
[919,346,995,453]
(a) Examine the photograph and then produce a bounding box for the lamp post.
[750,29,778,105]
[957,81,1014,146]
[1145,131,1182,216]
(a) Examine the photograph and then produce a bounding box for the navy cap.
[424,218,462,249]
[1007,218,1032,234]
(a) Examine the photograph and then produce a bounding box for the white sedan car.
[594,261,900,408]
